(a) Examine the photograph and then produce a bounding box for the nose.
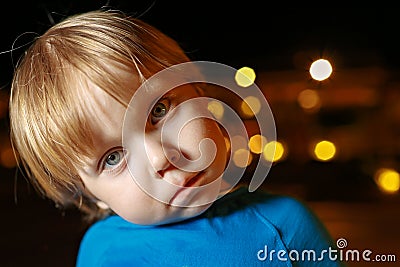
[145,136,180,176]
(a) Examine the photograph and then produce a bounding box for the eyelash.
[100,148,127,174]
[150,98,171,124]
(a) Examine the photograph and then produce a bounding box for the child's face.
[77,69,228,225]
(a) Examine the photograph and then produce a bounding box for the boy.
[9,9,344,266]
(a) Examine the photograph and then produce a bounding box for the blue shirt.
[76,187,343,266]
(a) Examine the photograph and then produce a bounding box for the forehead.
[75,63,141,112]
[84,82,127,129]
[72,66,141,148]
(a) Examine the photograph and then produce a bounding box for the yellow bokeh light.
[263,141,285,162]
[313,140,336,161]
[207,100,224,120]
[248,134,267,154]
[233,148,253,168]
[375,168,400,193]
[297,89,321,110]
[235,67,256,87]
[240,96,261,117]
[309,59,333,81]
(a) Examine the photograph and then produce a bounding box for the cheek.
[179,119,226,161]
[79,171,137,203]
[99,176,156,219]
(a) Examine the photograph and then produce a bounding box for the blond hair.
[9,10,190,222]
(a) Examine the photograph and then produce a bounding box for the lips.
[168,171,205,206]
[183,171,204,187]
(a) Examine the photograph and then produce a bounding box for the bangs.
[62,64,136,166]
[10,52,140,200]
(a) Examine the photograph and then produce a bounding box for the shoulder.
[212,187,335,248]
[250,190,320,224]
[243,188,330,232]
[249,190,336,254]
[79,215,135,242]
[76,216,141,266]
[209,186,315,222]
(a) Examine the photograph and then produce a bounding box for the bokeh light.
[313,140,336,161]
[297,89,321,111]
[309,59,333,81]
[240,96,261,117]
[233,148,253,168]
[207,100,224,120]
[235,66,256,87]
[375,168,400,194]
[248,134,267,154]
[263,140,285,162]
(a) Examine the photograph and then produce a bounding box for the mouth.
[184,171,205,187]
[168,171,205,206]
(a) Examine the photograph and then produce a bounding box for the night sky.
[1,2,399,87]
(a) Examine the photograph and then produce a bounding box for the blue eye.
[104,150,124,169]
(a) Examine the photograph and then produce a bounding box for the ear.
[96,200,110,210]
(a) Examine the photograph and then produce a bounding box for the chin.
[147,204,213,226]
[166,203,212,225]
[119,200,213,226]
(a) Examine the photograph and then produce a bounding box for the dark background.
[1,1,400,266]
